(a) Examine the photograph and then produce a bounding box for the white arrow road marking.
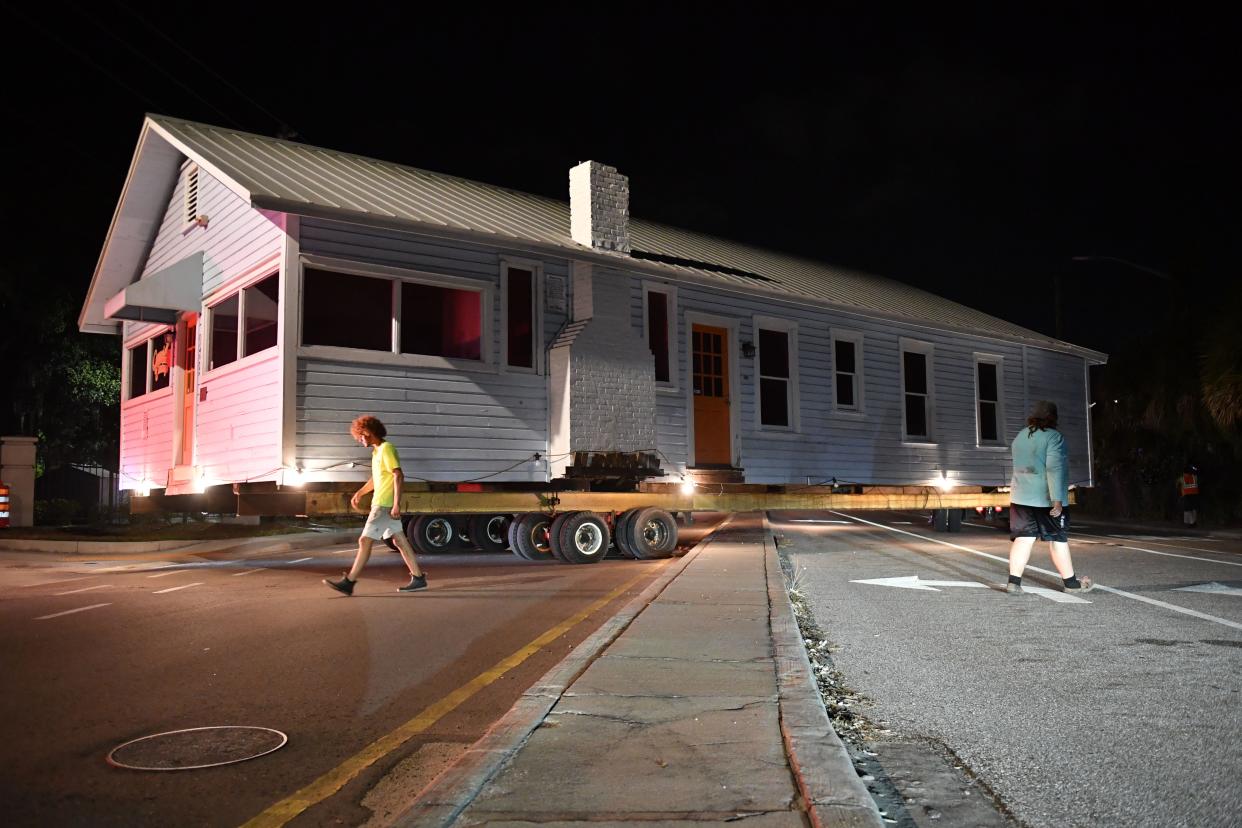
[1174,582,1242,597]
[851,575,989,591]
[831,511,1242,631]
[36,603,111,620]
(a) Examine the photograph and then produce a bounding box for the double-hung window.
[643,282,677,387]
[900,339,935,441]
[832,331,864,412]
[502,260,542,372]
[208,273,280,371]
[300,260,488,367]
[755,317,799,430]
[975,355,1005,445]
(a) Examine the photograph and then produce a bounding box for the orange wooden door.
[179,314,198,466]
[692,324,731,465]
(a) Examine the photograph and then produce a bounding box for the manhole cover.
[107,726,287,771]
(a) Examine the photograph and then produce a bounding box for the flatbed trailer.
[301,482,1015,565]
[132,479,1018,563]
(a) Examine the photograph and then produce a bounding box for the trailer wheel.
[549,512,575,562]
[470,514,512,553]
[613,509,641,559]
[947,508,963,533]
[509,513,553,561]
[555,511,610,564]
[932,509,948,532]
[409,514,457,553]
[627,507,678,559]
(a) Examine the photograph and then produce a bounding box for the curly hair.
[350,414,387,441]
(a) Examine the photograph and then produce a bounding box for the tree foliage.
[0,257,119,473]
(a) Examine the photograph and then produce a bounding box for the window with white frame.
[502,261,539,371]
[900,340,935,441]
[207,273,280,371]
[125,330,175,399]
[832,331,863,411]
[756,317,798,429]
[301,264,486,363]
[975,355,1005,445]
[644,283,677,386]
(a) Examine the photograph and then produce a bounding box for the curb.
[394,525,721,827]
[763,515,885,828]
[0,530,357,556]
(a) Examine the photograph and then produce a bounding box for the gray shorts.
[361,506,403,541]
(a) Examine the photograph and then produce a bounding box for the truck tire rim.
[639,519,669,549]
[484,516,507,545]
[425,518,453,548]
[573,524,604,556]
[531,523,551,554]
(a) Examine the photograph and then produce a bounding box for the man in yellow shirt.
[324,415,427,596]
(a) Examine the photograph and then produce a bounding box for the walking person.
[1005,400,1094,594]
[1178,464,1200,528]
[324,415,428,596]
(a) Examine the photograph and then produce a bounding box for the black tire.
[627,507,678,559]
[613,509,641,559]
[470,514,512,553]
[509,513,554,561]
[947,508,963,532]
[932,509,949,532]
[409,514,457,553]
[549,512,575,562]
[556,511,611,565]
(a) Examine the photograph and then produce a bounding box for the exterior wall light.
[740,341,756,359]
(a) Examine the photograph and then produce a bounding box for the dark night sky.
[3,3,1238,355]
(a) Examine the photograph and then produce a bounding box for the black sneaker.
[324,574,355,596]
[1004,581,1025,594]
[1064,575,1096,594]
[398,574,428,593]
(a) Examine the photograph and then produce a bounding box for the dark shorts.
[1009,503,1069,542]
[1181,494,1200,510]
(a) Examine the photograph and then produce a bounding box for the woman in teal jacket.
[1006,400,1095,594]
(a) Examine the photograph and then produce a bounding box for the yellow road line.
[240,569,655,828]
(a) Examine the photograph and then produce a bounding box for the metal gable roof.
[132,114,1104,361]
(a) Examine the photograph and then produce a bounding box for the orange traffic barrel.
[0,480,10,528]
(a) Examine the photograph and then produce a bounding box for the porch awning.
[104,252,203,324]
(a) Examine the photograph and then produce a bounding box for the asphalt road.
[773,510,1242,828]
[0,524,719,827]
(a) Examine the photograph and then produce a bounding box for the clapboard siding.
[294,220,568,482]
[142,166,284,295]
[631,276,1087,487]
[1026,347,1091,487]
[119,390,175,490]
[196,352,283,483]
[117,166,285,489]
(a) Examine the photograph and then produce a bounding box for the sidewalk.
[396,514,882,827]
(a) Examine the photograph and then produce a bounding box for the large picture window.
[303,268,391,351]
[208,272,280,371]
[401,282,481,359]
[301,263,487,364]
[901,340,934,441]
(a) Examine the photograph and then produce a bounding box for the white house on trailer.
[80,115,1107,502]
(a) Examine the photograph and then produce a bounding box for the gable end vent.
[183,164,200,225]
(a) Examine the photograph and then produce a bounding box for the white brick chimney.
[569,161,631,254]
